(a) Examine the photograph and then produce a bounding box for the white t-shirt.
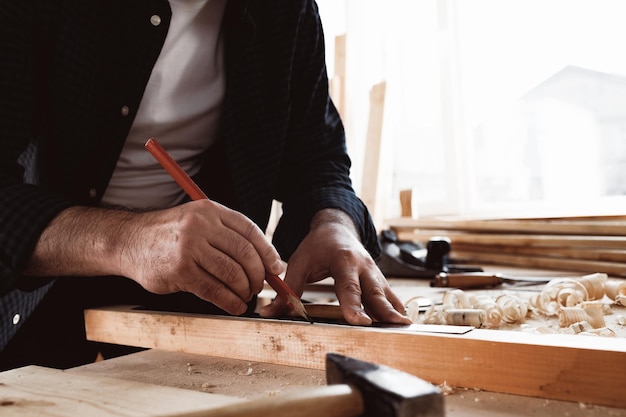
[102,0,227,209]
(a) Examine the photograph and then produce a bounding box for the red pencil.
[145,137,313,323]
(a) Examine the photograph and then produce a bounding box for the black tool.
[376,230,482,278]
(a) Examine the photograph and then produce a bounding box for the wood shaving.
[442,289,472,309]
[495,294,528,324]
[444,309,486,327]
[559,307,605,328]
[605,280,626,305]
[469,295,503,328]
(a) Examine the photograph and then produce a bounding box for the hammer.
[172,353,444,417]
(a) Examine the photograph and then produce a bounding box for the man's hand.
[24,200,284,315]
[259,209,411,325]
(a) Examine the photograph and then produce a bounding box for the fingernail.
[357,310,372,324]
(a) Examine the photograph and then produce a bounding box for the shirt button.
[121,105,130,116]
[89,188,97,198]
[150,15,161,26]
[12,314,20,325]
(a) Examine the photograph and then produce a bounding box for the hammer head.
[325,353,444,417]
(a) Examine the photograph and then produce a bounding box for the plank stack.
[386,215,626,277]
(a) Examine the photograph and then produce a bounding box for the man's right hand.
[24,200,284,315]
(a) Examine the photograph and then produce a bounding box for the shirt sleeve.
[271,0,381,261]
[0,4,76,295]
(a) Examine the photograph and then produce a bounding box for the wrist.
[310,208,360,239]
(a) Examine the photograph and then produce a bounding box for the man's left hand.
[259,209,411,325]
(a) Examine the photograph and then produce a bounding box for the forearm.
[23,206,137,278]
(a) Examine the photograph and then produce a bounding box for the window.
[317,0,626,223]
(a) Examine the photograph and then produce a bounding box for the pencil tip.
[288,295,314,323]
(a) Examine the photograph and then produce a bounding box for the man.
[0,0,410,369]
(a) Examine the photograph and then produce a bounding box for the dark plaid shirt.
[0,0,380,350]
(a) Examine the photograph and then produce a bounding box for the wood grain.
[85,306,626,408]
[388,217,626,236]
[451,250,626,277]
[0,365,242,417]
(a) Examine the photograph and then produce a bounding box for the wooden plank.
[453,243,626,264]
[451,250,626,277]
[388,217,626,236]
[329,34,347,119]
[360,81,387,228]
[0,365,242,417]
[399,230,626,249]
[85,306,626,408]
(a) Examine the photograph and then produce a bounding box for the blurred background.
[316,0,626,228]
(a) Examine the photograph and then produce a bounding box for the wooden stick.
[144,138,311,322]
[85,306,626,408]
[453,243,626,264]
[399,231,626,249]
[360,81,386,228]
[388,217,626,236]
[451,250,626,277]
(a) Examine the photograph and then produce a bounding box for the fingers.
[189,200,282,291]
[333,267,411,326]
[357,271,412,324]
[186,266,250,315]
[133,201,284,315]
[217,204,284,276]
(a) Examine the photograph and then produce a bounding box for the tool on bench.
[430,272,553,289]
[201,352,444,417]
[377,230,482,278]
[145,137,312,323]
[377,230,553,289]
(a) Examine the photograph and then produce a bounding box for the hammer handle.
[161,384,363,417]
[431,272,503,289]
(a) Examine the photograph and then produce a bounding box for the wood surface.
[329,34,347,119]
[0,365,242,417]
[360,81,387,228]
[69,349,626,417]
[453,244,626,263]
[84,306,626,408]
[389,217,626,236]
[451,250,626,277]
[388,215,626,276]
[398,230,626,249]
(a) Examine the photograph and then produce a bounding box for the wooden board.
[388,215,626,276]
[68,349,626,417]
[84,306,626,408]
[360,81,387,228]
[0,365,242,417]
[399,231,626,249]
[451,249,626,277]
[388,217,626,236]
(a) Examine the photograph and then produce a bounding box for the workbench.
[74,266,626,416]
[67,349,624,417]
[3,267,624,416]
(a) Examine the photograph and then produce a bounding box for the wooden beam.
[451,250,626,277]
[360,81,387,228]
[329,34,347,119]
[388,217,626,236]
[85,306,626,408]
[0,365,243,417]
[398,231,626,249]
[453,244,626,264]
